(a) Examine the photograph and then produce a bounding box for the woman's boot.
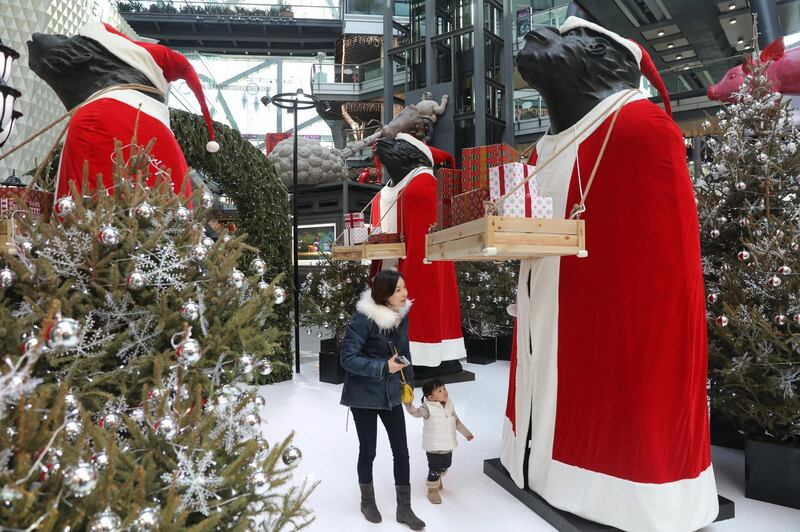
[359,483,382,523]
[395,484,425,530]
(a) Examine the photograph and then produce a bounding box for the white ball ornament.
[206,140,220,153]
[180,300,200,321]
[201,192,214,209]
[229,269,246,289]
[175,206,191,223]
[88,508,121,532]
[98,225,121,247]
[65,462,98,497]
[0,267,16,289]
[47,318,82,351]
[274,287,286,304]
[190,244,208,263]
[250,258,267,276]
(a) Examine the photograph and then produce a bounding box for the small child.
[404,379,474,504]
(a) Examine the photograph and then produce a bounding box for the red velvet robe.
[370,167,465,367]
[56,89,191,201]
[501,90,718,531]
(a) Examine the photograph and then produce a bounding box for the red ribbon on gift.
[497,165,532,217]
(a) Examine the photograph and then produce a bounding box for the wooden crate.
[332,242,406,261]
[425,216,586,261]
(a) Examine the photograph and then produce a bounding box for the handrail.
[116,0,342,20]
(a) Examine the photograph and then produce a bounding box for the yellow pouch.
[399,369,414,404]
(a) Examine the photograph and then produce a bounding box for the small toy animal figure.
[708,39,800,102]
[340,92,448,159]
[28,21,218,202]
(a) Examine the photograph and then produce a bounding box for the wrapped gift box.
[462,144,520,191]
[436,168,461,199]
[344,226,369,246]
[0,187,53,221]
[451,188,489,226]
[437,196,452,230]
[344,212,365,228]
[367,232,401,244]
[489,162,538,218]
[532,196,554,219]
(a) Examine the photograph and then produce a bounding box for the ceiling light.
[728,3,736,10]
[676,54,683,60]
[730,19,737,24]
[658,30,665,37]
[684,66,690,70]
[737,37,744,45]
[668,43,674,49]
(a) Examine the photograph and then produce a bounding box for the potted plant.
[697,38,800,510]
[457,261,518,365]
[300,254,370,384]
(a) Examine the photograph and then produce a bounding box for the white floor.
[259,353,800,532]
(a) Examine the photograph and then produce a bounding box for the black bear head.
[28,32,158,110]
[374,137,432,185]
[516,26,640,133]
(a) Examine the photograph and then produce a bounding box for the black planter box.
[465,336,496,365]
[745,439,800,509]
[319,338,345,385]
[709,415,745,450]
[496,335,513,361]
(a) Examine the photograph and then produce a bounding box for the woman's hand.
[387,354,408,374]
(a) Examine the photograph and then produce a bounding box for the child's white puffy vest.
[422,399,458,452]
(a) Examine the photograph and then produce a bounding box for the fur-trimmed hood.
[356,290,412,330]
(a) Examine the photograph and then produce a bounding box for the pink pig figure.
[707,38,800,102]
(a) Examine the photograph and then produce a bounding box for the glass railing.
[311,58,406,92]
[344,0,408,16]
[513,5,568,50]
[115,0,342,20]
[513,93,549,129]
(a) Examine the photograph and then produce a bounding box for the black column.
[384,0,395,124]
[750,0,783,48]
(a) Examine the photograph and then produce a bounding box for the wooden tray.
[425,216,586,261]
[332,242,407,261]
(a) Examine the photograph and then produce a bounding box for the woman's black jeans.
[351,404,410,485]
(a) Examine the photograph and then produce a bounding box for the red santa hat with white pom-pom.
[395,132,456,168]
[79,21,220,153]
[558,16,672,117]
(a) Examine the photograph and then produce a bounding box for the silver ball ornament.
[65,419,83,441]
[735,181,746,191]
[778,265,792,275]
[134,202,155,221]
[127,271,146,290]
[282,445,302,466]
[64,392,79,412]
[259,360,273,376]
[238,354,255,374]
[229,269,246,289]
[56,196,76,216]
[47,318,82,351]
[131,507,159,531]
[91,451,109,470]
[175,206,191,223]
[98,225,121,247]
[768,276,782,287]
[716,315,729,327]
[250,258,267,276]
[100,412,122,431]
[257,280,269,291]
[177,338,202,365]
[774,314,787,326]
[707,293,718,304]
[701,120,711,130]
[0,267,16,289]
[180,300,200,321]
[710,229,720,239]
[737,250,750,261]
[22,335,42,355]
[65,462,98,497]
[201,192,214,209]
[155,416,178,440]
[757,152,768,164]
[88,508,121,532]
[190,244,208,263]
[201,236,214,248]
[250,471,269,495]
[253,396,266,408]
[244,412,261,427]
[274,287,286,304]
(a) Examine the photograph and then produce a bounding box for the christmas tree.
[697,40,799,443]
[299,255,370,348]
[457,261,517,339]
[0,139,315,529]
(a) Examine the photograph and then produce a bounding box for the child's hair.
[422,379,445,399]
[371,270,403,306]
